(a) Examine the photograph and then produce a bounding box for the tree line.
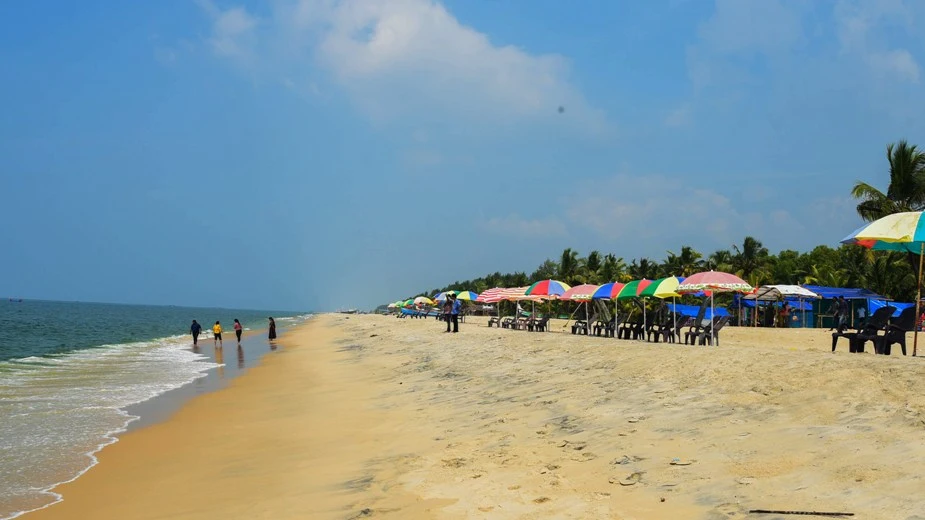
[394,140,925,308]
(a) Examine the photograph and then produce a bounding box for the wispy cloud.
[197,0,259,61]
[479,214,567,238]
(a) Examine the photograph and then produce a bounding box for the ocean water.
[0,300,309,520]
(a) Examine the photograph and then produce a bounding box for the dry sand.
[27,314,925,520]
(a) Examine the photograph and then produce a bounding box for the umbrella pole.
[711,293,715,346]
[915,243,924,356]
[642,299,647,341]
[673,297,677,339]
[585,301,590,335]
[614,300,618,338]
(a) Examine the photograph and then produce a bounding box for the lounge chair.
[646,307,670,343]
[487,316,501,328]
[876,306,916,355]
[529,316,549,332]
[831,306,895,352]
[682,301,710,345]
[571,319,589,335]
[501,317,514,329]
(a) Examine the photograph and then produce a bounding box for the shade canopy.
[615,279,652,300]
[560,284,601,301]
[638,276,683,299]
[677,271,753,293]
[841,211,925,253]
[743,285,820,301]
[455,291,479,301]
[525,279,571,297]
[476,287,545,303]
[592,282,626,300]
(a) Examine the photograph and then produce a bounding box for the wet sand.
[27,314,925,519]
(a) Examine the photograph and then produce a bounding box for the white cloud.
[664,105,691,128]
[198,0,258,60]
[203,0,606,131]
[479,214,567,238]
[834,0,921,83]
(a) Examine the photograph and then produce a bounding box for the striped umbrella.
[525,279,571,298]
[614,279,652,300]
[592,282,626,300]
[638,277,682,299]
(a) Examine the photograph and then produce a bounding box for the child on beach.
[233,319,243,344]
[213,321,223,348]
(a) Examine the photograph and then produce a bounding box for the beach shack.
[741,285,821,328]
[802,285,888,329]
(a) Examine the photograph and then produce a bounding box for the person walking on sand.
[190,320,202,346]
[233,319,243,344]
[268,317,277,340]
[832,296,848,332]
[213,321,223,348]
[450,293,461,333]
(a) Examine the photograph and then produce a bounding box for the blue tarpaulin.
[868,299,915,317]
[667,303,728,319]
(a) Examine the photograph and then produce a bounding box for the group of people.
[189,317,277,347]
[443,293,462,333]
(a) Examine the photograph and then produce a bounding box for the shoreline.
[22,314,925,519]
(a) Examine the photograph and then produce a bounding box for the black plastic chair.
[876,307,916,355]
[832,306,895,352]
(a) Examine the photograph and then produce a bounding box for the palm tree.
[706,249,735,272]
[557,248,580,284]
[599,254,627,282]
[732,236,769,279]
[583,250,602,283]
[664,246,704,277]
[852,140,925,222]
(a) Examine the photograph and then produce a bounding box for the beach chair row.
[487,316,549,332]
[574,313,729,345]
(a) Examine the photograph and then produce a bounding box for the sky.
[2,0,925,311]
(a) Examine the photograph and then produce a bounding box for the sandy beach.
[26,314,925,520]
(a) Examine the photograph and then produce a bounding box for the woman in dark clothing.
[233,319,243,344]
[268,317,277,340]
[190,320,202,346]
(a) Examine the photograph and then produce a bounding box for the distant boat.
[8,298,23,303]
[339,309,359,314]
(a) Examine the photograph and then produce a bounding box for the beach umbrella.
[592,282,626,300]
[387,302,397,309]
[592,282,626,333]
[455,291,479,301]
[638,277,682,299]
[615,279,653,334]
[677,271,754,345]
[842,211,925,355]
[414,296,435,305]
[525,279,571,298]
[639,277,684,336]
[433,292,448,302]
[561,284,601,334]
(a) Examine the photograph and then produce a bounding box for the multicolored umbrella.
[525,279,571,298]
[592,282,626,300]
[614,279,652,300]
[414,296,435,305]
[455,291,479,301]
[638,277,683,299]
[842,211,925,355]
[433,292,449,302]
[560,284,601,301]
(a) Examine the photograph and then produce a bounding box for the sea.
[0,299,311,520]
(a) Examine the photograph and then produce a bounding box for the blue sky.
[2,0,925,311]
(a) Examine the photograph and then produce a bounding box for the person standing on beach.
[190,320,202,346]
[443,296,453,332]
[450,293,461,333]
[213,321,223,348]
[233,319,243,344]
[268,317,277,340]
[779,301,790,328]
[832,296,849,332]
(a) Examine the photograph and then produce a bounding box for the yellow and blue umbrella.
[455,291,478,301]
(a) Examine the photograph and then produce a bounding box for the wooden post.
[915,242,924,357]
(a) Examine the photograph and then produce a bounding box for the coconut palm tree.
[557,248,580,285]
[732,236,769,279]
[664,246,704,277]
[852,140,925,222]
